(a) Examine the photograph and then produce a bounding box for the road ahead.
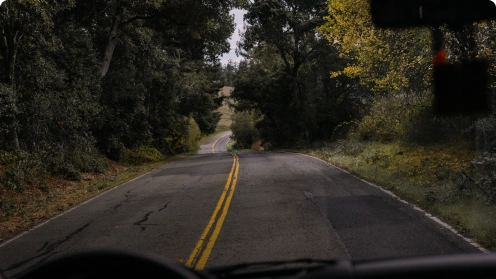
[0,132,481,277]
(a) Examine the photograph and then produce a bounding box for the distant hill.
[217,86,234,131]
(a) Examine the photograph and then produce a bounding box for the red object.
[433,49,447,65]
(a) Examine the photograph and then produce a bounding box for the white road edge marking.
[0,168,157,248]
[297,152,490,254]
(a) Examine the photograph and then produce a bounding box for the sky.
[220,9,247,65]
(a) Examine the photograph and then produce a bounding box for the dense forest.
[0,0,240,188]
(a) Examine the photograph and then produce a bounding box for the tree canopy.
[0,0,237,183]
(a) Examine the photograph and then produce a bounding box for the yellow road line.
[195,153,239,270]
[211,133,230,153]
[185,153,239,269]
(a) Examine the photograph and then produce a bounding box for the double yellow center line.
[185,153,240,270]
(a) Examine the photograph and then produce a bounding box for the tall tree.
[0,0,73,149]
[240,0,327,136]
[232,0,364,145]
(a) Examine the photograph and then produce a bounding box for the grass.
[298,139,496,250]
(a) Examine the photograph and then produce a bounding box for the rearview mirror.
[371,0,496,29]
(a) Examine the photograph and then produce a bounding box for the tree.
[0,0,73,149]
[0,0,238,183]
[240,0,328,137]
[232,0,364,146]
[318,0,432,98]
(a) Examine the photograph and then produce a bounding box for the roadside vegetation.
[0,1,241,241]
[303,139,496,250]
[229,0,496,250]
[1,0,495,251]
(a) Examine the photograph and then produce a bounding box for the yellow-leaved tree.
[317,0,452,142]
[318,0,432,99]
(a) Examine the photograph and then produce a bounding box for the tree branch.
[120,14,157,26]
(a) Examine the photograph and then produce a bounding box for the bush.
[474,114,496,153]
[35,139,108,181]
[120,146,164,165]
[469,152,496,203]
[0,150,39,192]
[353,96,470,144]
[230,111,259,149]
[186,118,202,153]
[0,84,17,150]
[353,98,403,142]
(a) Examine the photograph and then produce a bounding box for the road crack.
[134,212,153,226]
[158,201,171,212]
[6,223,90,273]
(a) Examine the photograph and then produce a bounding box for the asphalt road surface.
[0,132,481,277]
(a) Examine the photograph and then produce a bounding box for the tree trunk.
[1,28,20,150]
[100,8,123,77]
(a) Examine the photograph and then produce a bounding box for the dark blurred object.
[371,0,496,29]
[433,60,491,116]
[371,0,494,117]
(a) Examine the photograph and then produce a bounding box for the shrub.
[353,96,470,144]
[470,152,496,203]
[474,114,496,153]
[230,111,260,149]
[34,139,108,181]
[120,146,164,165]
[0,150,39,192]
[353,98,403,142]
[186,118,202,153]
[0,84,17,150]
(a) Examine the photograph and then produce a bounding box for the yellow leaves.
[320,0,432,94]
[330,71,343,78]
[343,65,361,77]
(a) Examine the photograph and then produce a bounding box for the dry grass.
[0,156,185,242]
[217,86,234,130]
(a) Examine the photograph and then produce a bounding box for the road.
[198,131,232,154]
[0,132,481,277]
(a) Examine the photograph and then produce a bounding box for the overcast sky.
[220,9,247,65]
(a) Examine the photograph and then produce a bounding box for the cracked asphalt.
[0,132,480,277]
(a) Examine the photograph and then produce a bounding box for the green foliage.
[474,114,496,152]
[350,96,472,144]
[469,152,496,203]
[187,118,202,153]
[230,111,260,149]
[120,146,164,165]
[232,1,366,147]
[0,1,234,185]
[0,84,17,150]
[0,150,37,192]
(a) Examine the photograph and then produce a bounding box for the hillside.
[216,86,234,131]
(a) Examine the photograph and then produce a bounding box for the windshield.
[0,0,495,278]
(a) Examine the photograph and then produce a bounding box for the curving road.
[198,131,232,154]
[0,131,482,277]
